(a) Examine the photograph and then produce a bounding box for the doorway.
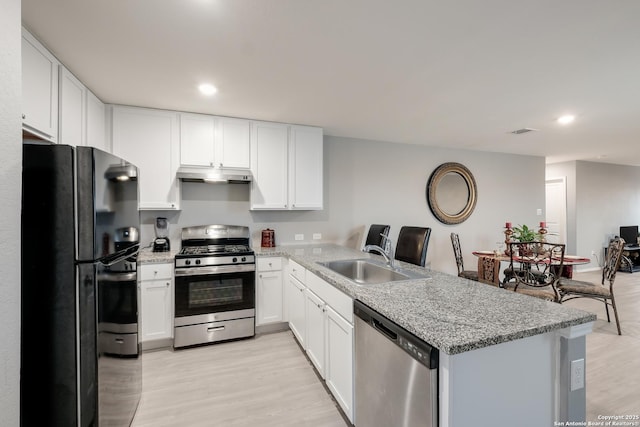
[545,177,567,244]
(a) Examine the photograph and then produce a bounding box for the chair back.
[477,256,500,286]
[507,241,566,297]
[395,226,431,267]
[450,233,465,275]
[363,224,390,252]
[602,237,625,286]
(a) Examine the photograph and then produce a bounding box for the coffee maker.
[153,217,170,252]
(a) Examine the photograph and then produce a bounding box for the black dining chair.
[450,232,479,281]
[557,237,625,335]
[363,224,390,253]
[394,226,431,267]
[503,241,565,302]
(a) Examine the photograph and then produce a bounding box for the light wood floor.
[131,330,349,427]
[563,269,640,420]
[132,270,639,426]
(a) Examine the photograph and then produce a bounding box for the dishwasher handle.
[372,318,398,341]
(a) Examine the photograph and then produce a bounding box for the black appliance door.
[76,146,140,263]
[175,271,256,317]
[22,143,79,426]
[98,271,138,329]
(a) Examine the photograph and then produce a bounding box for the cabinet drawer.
[139,263,173,281]
[306,272,353,323]
[257,257,282,272]
[289,260,306,282]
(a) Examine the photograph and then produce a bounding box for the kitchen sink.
[319,259,411,285]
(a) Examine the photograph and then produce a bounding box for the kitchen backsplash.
[138,182,337,250]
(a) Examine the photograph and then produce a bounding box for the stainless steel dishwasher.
[354,300,439,427]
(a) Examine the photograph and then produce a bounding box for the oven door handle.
[175,264,256,276]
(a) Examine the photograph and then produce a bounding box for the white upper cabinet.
[58,66,86,147]
[180,113,216,167]
[179,114,250,169]
[250,121,289,209]
[22,28,59,142]
[86,90,108,151]
[216,117,251,169]
[111,105,181,210]
[250,122,323,210]
[289,125,323,210]
[59,66,108,151]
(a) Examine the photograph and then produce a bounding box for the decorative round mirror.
[426,162,477,224]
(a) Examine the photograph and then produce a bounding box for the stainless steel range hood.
[176,166,252,183]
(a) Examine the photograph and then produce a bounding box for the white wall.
[547,160,640,269]
[142,136,546,275]
[0,0,22,423]
[577,161,640,263]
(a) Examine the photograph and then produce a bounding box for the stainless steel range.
[174,225,256,348]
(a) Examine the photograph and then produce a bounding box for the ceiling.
[21,0,640,165]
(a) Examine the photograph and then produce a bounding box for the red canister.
[261,229,275,248]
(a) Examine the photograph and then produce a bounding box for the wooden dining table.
[471,251,591,279]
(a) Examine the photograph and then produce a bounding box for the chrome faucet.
[364,234,396,269]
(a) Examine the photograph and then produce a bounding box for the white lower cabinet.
[305,289,326,378]
[256,257,284,325]
[285,265,354,423]
[325,306,354,420]
[286,265,307,347]
[139,263,174,346]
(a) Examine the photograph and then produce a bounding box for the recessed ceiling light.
[198,83,218,96]
[557,115,575,125]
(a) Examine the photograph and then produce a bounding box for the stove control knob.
[241,256,246,262]
[195,259,201,265]
[185,260,191,266]
[233,257,238,263]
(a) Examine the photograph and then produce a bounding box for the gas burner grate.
[178,244,252,256]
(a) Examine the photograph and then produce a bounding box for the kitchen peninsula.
[254,243,596,427]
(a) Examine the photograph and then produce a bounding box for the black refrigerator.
[21,143,142,426]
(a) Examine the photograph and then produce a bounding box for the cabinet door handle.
[115,338,124,344]
[208,326,225,332]
[166,282,170,287]
[259,274,262,278]
[317,303,322,309]
[22,114,26,119]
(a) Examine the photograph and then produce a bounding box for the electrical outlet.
[313,233,322,240]
[295,234,304,241]
[570,358,585,391]
[536,208,543,216]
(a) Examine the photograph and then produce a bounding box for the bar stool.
[363,224,390,253]
[395,226,431,267]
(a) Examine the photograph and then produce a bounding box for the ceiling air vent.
[510,128,538,135]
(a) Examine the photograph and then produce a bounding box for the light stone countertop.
[254,243,597,355]
[137,247,178,264]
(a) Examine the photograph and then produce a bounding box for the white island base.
[439,322,593,427]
